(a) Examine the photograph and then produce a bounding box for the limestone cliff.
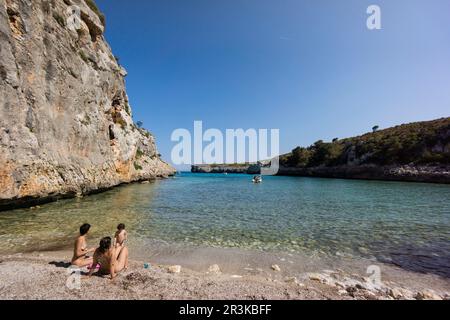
[0,0,175,210]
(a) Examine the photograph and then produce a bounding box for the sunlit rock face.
[0,0,175,209]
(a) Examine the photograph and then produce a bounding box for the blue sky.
[96,0,450,168]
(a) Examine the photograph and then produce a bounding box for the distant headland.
[192,117,450,184]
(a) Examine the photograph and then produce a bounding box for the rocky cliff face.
[0,0,175,210]
[276,164,450,184]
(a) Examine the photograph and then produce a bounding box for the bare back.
[91,246,129,279]
[115,230,127,247]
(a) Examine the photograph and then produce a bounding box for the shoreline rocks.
[168,265,182,274]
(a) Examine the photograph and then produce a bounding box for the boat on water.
[252,176,262,184]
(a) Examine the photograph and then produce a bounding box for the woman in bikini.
[71,223,96,267]
[87,237,129,280]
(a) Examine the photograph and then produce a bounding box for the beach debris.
[168,265,181,274]
[207,264,221,275]
[143,263,151,269]
[415,289,442,300]
[271,264,281,272]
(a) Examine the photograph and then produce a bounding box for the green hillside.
[280,117,450,168]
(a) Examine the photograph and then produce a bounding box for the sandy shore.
[0,250,448,300]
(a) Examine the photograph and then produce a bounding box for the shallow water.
[0,173,449,277]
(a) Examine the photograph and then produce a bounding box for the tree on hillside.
[308,140,344,167]
[290,147,311,167]
[372,125,380,133]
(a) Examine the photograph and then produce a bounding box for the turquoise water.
[0,173,449,277]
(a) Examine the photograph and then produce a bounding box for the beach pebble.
[388,288,404,299]
[308,273,325,282]
[167,265,181,274]
[389,287,414,300]
[284,277,298,284]
[358,247,369,254]
[271,265,281,272]
[346,286,358,294]
[207,264,221,274]
[322,269,335,274]
[338,289,348,295]
[415,290,442,300]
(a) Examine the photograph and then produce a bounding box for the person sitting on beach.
[87,237,129,280]
[71,223,96,267]
[114,223,127,249]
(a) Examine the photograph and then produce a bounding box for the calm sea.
[1,173,449,277]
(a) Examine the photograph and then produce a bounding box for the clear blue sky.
[97,0,450,168]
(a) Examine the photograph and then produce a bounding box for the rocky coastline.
[276,164,450,184]
[191,164,450,184]
[0,0,175,211]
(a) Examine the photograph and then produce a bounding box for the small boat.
[252,176,262,184]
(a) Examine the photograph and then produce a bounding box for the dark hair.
[98,237,112,254]
[117,223,126,231]
[79,223,91,235]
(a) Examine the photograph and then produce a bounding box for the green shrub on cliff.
[53,13,66,28]
[85,0,106,26]
[281,117,450,167]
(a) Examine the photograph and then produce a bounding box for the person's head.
[99,237,112,254]
[117,223,126,231]
[79,223,91,236]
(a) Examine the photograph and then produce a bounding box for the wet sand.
[0,249,448,300]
